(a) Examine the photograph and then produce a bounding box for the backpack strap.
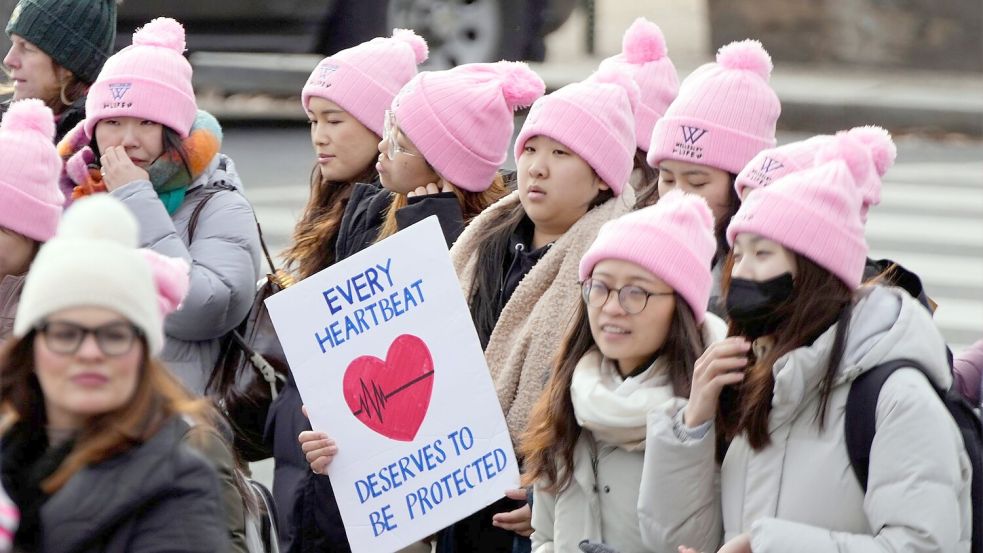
[844,358,924,490]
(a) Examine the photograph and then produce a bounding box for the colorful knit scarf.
[59,110,223,215]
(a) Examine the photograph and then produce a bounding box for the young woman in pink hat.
[643,136,971,553]
[646,40,781,315]
[331,60,545,261]
[0,99,62,345]
[520,190,726,553]
[55,18,262,397]
[270,28,431,553]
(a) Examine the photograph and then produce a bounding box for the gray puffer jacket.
[640,285,973,553]
[111,154,262,393]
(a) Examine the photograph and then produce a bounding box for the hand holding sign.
[265,217,519,553]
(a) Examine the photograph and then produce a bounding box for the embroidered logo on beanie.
[675,125,710,159]
[310,64,339,88]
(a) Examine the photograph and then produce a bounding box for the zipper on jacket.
[498,242,526,307]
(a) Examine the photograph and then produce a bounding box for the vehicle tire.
[384,0,539,69]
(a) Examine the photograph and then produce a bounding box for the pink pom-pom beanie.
[727,150,868,289]
[392,61,545,192]
[514,67,640,196]
[735,126,896,220]
[579,189,716,322]
[0,99,63,242]
[647,39,780,174]
[85,17,197,138]
[599,17,679,151]
[302,29,428,137]
[14,194,189,353]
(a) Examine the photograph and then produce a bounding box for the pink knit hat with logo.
[393,61,545,192]
[727,135,871,289]
[648,39,780,174]
[579,190,716,322]
[735,126,896,220]
[85,18,197,138]
[302,29,428,137]
[0,99,63,242]
[599,17,679,152]
[514,68,640,196]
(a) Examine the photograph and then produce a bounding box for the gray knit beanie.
[5,0,117,84]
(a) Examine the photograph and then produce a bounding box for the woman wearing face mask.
[646,40,780,315]
[736,126,944,318]
[598,17,678,209]
[57,18,262,394]
[333,60,544,261]
[640,136,972,553]
[2,0,116,143]
[0,195,229,553]
[520,191,726,553]
[269,28,429,553]
[0,100,62,344]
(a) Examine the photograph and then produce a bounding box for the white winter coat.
[640,285,973,553]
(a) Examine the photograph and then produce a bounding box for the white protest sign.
[266,216,520,553]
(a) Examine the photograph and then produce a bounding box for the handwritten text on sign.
[265,217,519,553]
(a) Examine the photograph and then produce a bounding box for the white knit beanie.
[14,195,189,354]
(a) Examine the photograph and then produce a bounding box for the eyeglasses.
[36,320,143,357]
[581,278,673,315]
[383,110,419,161]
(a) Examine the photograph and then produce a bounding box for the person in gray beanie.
[2,0,117,141]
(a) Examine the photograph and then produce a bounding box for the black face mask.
[725,273,795,338]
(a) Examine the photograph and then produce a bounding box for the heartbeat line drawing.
[343,334,435,441]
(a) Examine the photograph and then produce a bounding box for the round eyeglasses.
[581,278,673,315]
[36,320,143,357]
[383,109,419,161]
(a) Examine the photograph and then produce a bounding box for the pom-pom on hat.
[579,190,716,322]
[85,18,197,138]
[14,195,190,354]
[727,147,869,290]
[0,99,63,242]
[393,61,545,192]
[514,67,640,196]
[735,125,896,217]
[648,39,780,174]
[599,17,679,151]
[302,28,428,137]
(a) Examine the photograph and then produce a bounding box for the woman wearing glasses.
[0,195,228,552]
[519,191,725,553]
[332,60,544,261]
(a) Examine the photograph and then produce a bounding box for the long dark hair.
[632,150,659,209]
[283,163,379,279]
[468,188,614,347]
[716,253,853,451]
[520,296,707,493]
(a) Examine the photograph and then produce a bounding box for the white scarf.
[570,348,677,451]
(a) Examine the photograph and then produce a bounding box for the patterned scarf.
[58,111,223,215]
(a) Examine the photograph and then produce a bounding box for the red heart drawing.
[343,334,435,441]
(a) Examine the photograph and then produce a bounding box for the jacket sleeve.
[638,398,722,553]
[530,483,557,553]
[750,368,972,553]
[112,180,261,341]
[124,447,231,553]
[183,425,249,553]
[954,339,983,405]
[396,193,465,248]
